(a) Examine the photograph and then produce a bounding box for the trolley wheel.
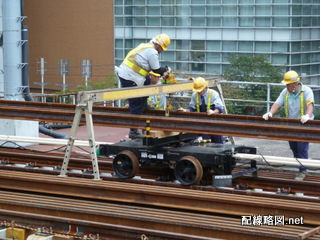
[112,150,139,179]
[174,156,203,185]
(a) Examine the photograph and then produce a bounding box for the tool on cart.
[162,73,178,84]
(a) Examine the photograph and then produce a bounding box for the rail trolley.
[99,133,257,186]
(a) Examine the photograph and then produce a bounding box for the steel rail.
[0,208,220,240]
[0,170,319,225]
[1,190,320,240]
[0,100,320,143]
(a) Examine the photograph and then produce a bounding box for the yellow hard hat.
[193,77,207,92]
[155,33,171,51]
[149,71,161,77]
[281,70,300,85]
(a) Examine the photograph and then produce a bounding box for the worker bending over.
[178,77,224,144]
[262,70,314,160]
[117,34,172,139]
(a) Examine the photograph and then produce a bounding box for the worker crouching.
[178,77,225,144]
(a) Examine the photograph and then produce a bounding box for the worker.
[116,34,172,139]
[262,70,314,178]
[147,71,166,110]
[178,77,225,144]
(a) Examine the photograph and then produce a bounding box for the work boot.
[129,128,143,139]
[295,169,308,181]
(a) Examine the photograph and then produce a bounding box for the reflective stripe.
[155,95,161,110]
[148,95,162,110]
[123,58,148,77]
[196,89,212,112]
[300,91,304,117]
[123,42,153,77]
[285,91,304,118]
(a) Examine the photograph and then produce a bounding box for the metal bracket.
[59,101,100,180]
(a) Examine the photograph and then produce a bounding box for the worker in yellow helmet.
[262,70,314,177]
[178,77,225,144]
[116,34,172,139]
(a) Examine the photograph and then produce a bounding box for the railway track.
[2,189,320,240]
[1,169,320,223]
[1,100,320,239]
[0,169,320,240]
[1,148,320,198]
[1,100,320,142]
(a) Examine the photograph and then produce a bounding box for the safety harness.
[285,90,304,118]
[196,89,213,112]
[123,43,154,77]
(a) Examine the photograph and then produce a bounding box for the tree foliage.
[223,54,285,83]
[222,54,286,115]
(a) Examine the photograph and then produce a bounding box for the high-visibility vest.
[285,91,304,118]
[148,95,162,110]
[123,43,153,77]
[196,89,213,112]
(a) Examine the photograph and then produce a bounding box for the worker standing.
[262,70,314,178]
[262,70,314,158]
[178,77,225,143]
[117,34,172,139]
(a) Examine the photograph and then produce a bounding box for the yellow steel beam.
[79,80,218,103]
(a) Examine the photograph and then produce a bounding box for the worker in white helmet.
[262,70,314,164]
[178,77,225,144]
[117,34,172,139]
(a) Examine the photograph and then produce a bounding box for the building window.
[223,17,237,27]
[256,42,270,52]
[291,54,301,64]
[147,17,161,26]
[273,17,289,27]
[207,52,221,62]
[148,6,160,15]
[223,41,237,51]
[207,17,221,26]
[207,41,221,51]
[239,41,253,51]
[272,42,288,53]
[177,17,190,26]
[207,5,221,15]
[273,5,289,15]
[256,5,271,15]
[162,17,174,26]
[176,6,189,15]
[256,17,271,27]
[191,6,205,15]
[240,17,254,27]
[191,17,206,26]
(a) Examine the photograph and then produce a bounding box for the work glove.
[177,107,187,112]
[163,66,172,77]
[262,112,272,120]
[300,114,310,124]
[207,109,215,115]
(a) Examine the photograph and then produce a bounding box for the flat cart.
[100,133,257,186]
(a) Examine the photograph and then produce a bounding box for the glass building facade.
[114,0,320,84]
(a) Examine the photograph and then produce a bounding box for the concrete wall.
[24,0,114,92]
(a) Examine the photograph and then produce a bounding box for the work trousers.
[119,77,150,115]
[288,141,309,159]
